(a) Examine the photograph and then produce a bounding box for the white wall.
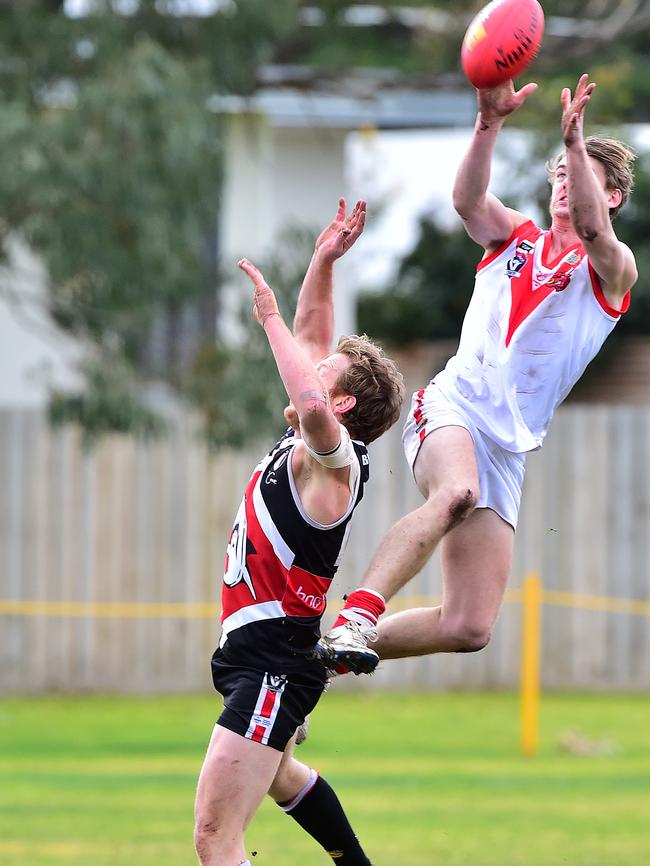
[220,114,359,340]
[0,237,83,408]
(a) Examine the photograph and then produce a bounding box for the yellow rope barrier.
[1,587,650,619]
[4,582,650,760]
[541,589,650,617]
[0,599,217,619]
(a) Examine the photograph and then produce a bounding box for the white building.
[0,77,478,407]
[213,75,476,338]
[0,236,84,408]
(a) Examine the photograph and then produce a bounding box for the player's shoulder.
[482,210,538,257]
[616,241,638,287]
[587,237,638,296]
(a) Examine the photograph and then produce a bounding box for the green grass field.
[1,690,649,866]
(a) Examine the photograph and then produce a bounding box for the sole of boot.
[313,642,379,675]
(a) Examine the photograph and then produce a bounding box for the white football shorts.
[402,384,527,529]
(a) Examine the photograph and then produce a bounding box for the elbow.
[574,221,603,244]
[452,190,482,222]
[299,402,337,452]
[571,208,607,244]
[452,192,470,220]
[298,397,330,428]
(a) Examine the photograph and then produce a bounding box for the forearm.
[566,144,610,241]
[292,250,334,352]
[452,114,503,216]
[263,314,329,414]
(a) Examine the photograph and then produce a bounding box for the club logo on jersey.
[223,498,257,599]
[265,447,291,485]
[264,673,287,693]
[546,272,572,292]
[534,250,583,291]
[505,240,534,278]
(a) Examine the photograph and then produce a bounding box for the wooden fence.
[1,406,649,694]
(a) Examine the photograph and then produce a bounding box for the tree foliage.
[0,0,302,446]
[358,218,477,345]
[183,229,314,450]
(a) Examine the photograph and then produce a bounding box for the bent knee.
[455,630,491,653]
[443,618,492,653]
[433,483,478,528]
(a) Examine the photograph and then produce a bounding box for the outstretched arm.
[293,199,366,364]
[453,81,537,251]
[239,258,341,453]
[562,74,637,306]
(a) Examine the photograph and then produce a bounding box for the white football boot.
[313,620,379,675]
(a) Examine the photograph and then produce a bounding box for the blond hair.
[546,136,636,219]
[334,334,404,444]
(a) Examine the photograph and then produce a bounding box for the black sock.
[279,773,372,865]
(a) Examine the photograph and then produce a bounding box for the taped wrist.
[303,424,356,469]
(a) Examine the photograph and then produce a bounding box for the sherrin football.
[461,0,544,90]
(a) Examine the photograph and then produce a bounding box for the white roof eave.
[209,87,477,130]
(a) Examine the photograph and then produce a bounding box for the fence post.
[520,572,542,757]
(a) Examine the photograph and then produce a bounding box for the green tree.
[0,0,301,445]
[358,217,478,345]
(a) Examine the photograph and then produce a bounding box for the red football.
[461,0,544,90]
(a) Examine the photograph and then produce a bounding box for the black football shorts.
[211,649,326,752]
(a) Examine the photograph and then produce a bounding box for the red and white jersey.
[434,220,630,453]
[219,429,369,672]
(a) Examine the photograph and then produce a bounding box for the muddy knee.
[194,807,239,863]
[194,817,220,862]
[436,484,478,531]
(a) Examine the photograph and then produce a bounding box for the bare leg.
[268,737,311,802]
[374,507,514,658]
[194,725,283,866]
[315,426,509,675]
[362,426,479,600]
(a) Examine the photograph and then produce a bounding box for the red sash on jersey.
[505,233,586,348]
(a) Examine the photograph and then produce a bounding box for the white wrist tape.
[303,424,356,469]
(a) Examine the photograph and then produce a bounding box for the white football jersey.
[434,220,630,453]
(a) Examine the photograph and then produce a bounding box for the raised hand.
[238,258,280,327]
[477,79,538,125]
[561,73,597,148]
[313,198,367,264]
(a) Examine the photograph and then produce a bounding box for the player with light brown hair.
[546,135,635,220]
[194,199,404,866]
[316,74,638,675]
